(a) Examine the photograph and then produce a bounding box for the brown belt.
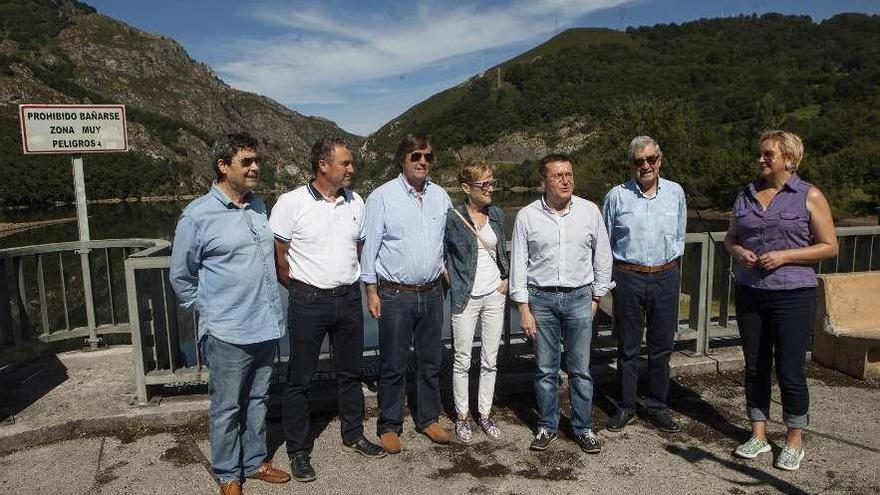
[379,278,442,293]
[613,260,678,273]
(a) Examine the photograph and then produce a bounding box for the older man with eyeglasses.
[602,136,687,434]
[509,153,613,455]
[361,133,453,453]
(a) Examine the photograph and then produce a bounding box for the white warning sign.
[19,104,128,154]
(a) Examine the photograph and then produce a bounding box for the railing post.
[702,234,716,355]
[692,234,710,356]
[0,258,14,346]
[79,247,100,350]
[36,254,50,338]
[13,257,30,342]
[125,258,150,404]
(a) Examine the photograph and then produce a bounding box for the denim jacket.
[444,203,510,311]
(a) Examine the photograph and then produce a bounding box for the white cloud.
[216,0,631,107]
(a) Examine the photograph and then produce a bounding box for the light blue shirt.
[602,177,687,266]
[169,185,284,345]
[509,195,614,304]
[361,174,452,285]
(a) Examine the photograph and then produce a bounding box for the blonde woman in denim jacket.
[444,162,510,442]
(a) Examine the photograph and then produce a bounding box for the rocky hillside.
[0,0,360,205]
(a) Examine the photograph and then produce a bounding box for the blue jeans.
[201,335,276,483]
[529,285,594,435]
[376,284,444,434]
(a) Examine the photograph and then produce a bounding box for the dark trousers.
[612,266,680,413]
[735,284,815,429]
[283,283,364,455]
[376,284,444,434]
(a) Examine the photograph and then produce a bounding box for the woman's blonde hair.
[457,161,495,185]
[760,129,804,171]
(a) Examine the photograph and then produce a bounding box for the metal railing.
[122,225,880,403]
[680,226,880,355]
[0,239,169,365]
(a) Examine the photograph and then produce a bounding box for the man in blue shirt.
[170,133,290,495]
[602,136,687,434]
[509,153,614,454]
[361,133,452,453]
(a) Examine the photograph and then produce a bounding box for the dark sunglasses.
[409,151,434,163]
[468,180,498,190]
[632,154,660,166]
[238,156,262,167]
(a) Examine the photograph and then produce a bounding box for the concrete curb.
[0,408,209,457]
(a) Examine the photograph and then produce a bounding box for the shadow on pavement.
[0,354,68,422]
[665,444,811,495]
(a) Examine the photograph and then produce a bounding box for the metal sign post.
[18,104,128,351]
[71,155,99,349]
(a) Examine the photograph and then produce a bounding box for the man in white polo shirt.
[270,137,386,483]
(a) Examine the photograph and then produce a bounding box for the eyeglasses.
[238,157,262,167]
[408,151,434,163]
[632,154,660,166]
[543,172,574,181]
[467,180,498,190]
[758,151,776,161]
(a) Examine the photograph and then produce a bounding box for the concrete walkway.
[1,346,878,494]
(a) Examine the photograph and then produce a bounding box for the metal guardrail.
[0,239,170,365]
[122,225,880,403]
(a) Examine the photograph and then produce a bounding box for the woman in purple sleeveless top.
[724,130,838,471]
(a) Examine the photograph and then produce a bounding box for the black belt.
[528,284,587,293]
[379,278,441,293]
[290,279,359,296]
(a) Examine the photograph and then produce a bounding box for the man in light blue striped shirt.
[509,153,614,455]
[361,133,452,453]
[602,135,686,435]
[170,133,289,493]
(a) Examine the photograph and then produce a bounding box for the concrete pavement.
[1,347,879,494]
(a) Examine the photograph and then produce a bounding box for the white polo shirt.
[269,182,365,289]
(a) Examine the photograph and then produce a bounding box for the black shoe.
[529,427,558,451]
[645,410,680,433]
[290,451,317,482]
[574,429,601,454]
[343,436,388,458]
[606,409,636,432]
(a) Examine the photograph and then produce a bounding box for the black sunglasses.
[238,156,262,167]
[409,151,434,163]
[632,154,660,166]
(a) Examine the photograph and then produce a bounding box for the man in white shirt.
[509,153,614,454]
[270,137,386,483]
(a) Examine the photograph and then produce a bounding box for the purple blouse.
[732,174,816,290]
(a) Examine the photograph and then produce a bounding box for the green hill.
[362,14,880,216]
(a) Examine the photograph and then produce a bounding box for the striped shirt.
[509,195,614,304]
[360,174,452,285]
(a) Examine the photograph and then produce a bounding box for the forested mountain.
[362,14,880,215]
[0,0,359,205]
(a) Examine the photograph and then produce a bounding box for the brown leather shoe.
[379,432,402,453]
[247,461,291,483]
[219,480,241,495]
[422,422,451,444]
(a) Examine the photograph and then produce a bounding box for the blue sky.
[86,0,880,136]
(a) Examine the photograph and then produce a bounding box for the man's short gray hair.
[628,136,662,161]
